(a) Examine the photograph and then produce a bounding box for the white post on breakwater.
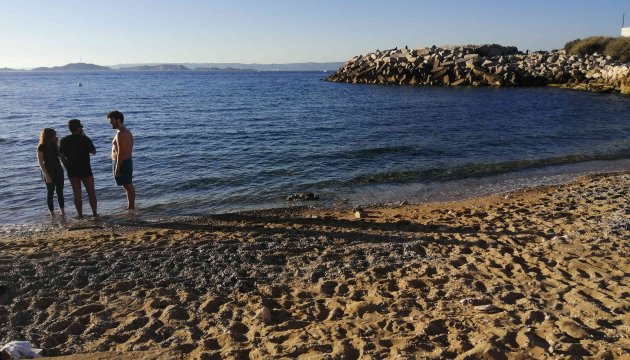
[622,13,630,37]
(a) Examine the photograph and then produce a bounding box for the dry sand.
[0,172,628,359]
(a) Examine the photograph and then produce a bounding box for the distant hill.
[111,62,345,72]
[3,61,345,72]
[119,64,191,71]
[31,63,111,71]
[195,66,256,72]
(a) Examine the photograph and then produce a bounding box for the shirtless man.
[108,110,135,210]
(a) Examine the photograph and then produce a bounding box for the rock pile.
[326,44,630,93]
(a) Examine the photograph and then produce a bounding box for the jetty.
[326,44,630,94]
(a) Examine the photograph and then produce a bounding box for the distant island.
[112,62,343,72]
[117,64,256,71]
[31,63,111,71]
[0,62,344,72]
[119,64,190,71]
[195,66,256,72]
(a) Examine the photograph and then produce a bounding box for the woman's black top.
[37,143,64,178]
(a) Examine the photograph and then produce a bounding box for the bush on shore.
[567,36,613,55]
[605,37,630,62]
[563,38,583,53]
[564,36,630,63]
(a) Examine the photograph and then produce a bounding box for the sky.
[1,0,629,68]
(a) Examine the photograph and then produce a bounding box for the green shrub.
[604,37,630,63]
[566,36,613,56]
[563,38,581,52]
[564,36,630,63]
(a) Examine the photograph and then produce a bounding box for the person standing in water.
[59,119,98,219]
[36,128,65,217]
[108,110,135,210]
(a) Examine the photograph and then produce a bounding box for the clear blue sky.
[1,0,628,68]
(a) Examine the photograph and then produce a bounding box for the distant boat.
[78,82,83,87]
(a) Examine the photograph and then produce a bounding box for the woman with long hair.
[37,128,65,216]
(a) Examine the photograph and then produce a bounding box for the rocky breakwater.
[326,44,630,94]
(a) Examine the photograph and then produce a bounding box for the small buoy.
[78,82,83,87]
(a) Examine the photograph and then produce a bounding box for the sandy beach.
[1,171,628,359]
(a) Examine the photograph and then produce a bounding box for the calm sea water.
[0,71,629,226]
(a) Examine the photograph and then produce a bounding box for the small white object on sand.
[0,341,42,359]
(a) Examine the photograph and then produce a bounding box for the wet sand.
[0,172,628,359]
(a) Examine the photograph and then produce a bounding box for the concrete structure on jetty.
[326,44,630,94]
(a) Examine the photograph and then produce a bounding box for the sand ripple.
[0,172,628,359]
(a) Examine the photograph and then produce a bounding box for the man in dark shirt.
[59,119,98,219]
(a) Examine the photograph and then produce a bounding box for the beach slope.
[1,172,628,359]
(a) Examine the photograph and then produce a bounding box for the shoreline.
[2,158,629,234]
[0,171,628,358]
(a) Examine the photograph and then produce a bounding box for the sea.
[0,71,629,228]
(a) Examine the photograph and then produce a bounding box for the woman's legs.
[46,182,55,214]
[55,174,65,215]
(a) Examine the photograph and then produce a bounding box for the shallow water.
[0,71,629,226]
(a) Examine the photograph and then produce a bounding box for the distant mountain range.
[31,63,112,71]
[117,64,189,71]
[117,64,252,71]
[0,62,345,72]
[194,66,255,72]
[111,62,345,71]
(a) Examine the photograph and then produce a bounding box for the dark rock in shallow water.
[286,192,319,201]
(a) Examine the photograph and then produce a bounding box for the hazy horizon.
[1,0,629,69]
[2,61,347,71]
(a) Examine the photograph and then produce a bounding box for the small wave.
[316,145,419,161]
[1,114,29,120]
[126,98,155,102]
[0,136,26,145]
[257,168,297,177]
[172,176,251,191]
[350,146,415,157]
[0,221,60,235]
[307,151,630,188]
[192,107,253,114]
